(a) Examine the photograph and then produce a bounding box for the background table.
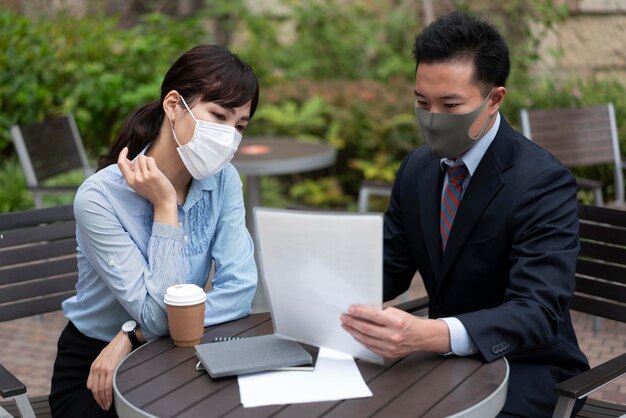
[231,137,336,313]
[231,136,337,233]
[114,313,508,418]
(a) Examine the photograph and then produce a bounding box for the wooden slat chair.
[520,104,625,207]
[10,114,93,208]
[0,205,77,418]
[552,204,626,418]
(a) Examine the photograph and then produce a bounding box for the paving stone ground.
[0,303,624,406]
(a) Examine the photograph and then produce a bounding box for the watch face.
[122,320,137,333]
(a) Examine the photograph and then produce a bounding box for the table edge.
[447,357,509,418]
[113,342,158,418]
[233,147,336,175]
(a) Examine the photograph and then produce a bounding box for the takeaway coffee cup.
[164,284,206,347]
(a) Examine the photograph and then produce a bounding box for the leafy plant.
[0,158,32,212]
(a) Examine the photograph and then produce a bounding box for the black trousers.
[49,321,118,418]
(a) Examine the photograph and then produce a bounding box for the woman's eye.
[212,112,226,121]
[236,125,246,133]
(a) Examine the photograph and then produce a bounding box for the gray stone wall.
[535,0,626,82]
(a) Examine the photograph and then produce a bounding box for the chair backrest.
[0,205,77,322]
[10,114,92,187]
[573,204,626,323]
[520,104,624,205]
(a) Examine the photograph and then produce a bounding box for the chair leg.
[11,394,35,418]
[552,396,576,418]
[593,316,602,333]
[358,188,370,213]
[33,192,44,209]
[592,187,604,206]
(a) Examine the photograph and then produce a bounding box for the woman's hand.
[87,331,133,411]
[117,147,178,224]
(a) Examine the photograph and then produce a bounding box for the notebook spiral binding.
[212,336,246,343]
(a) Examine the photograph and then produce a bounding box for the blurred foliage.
[1,0,625,212]
[0,9,208,156]
[0,158,32,212]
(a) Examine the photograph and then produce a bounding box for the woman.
[49,45,259,417]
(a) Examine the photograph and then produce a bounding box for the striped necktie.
[440,164,468,251]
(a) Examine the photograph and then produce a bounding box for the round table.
[231,137,336,313]
[114,313,509,418]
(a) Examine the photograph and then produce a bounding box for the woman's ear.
[489,86,506,113]
[163,90,180,122]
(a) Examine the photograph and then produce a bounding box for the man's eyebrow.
[413,90,463,100]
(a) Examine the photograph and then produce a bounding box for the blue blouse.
[63,159,257,341]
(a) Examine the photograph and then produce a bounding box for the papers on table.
[238,347,372,407]
[254,208,384,364]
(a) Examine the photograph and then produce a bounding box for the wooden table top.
[114,313,508,418]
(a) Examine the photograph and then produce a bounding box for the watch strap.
[125,328,141,350]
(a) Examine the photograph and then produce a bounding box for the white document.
[238,347,372,407]
[254,208,383,363]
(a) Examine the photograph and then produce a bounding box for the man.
[341,11,589,417]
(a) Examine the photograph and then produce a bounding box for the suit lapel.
[418,156,445,272]
[436,119,516,285]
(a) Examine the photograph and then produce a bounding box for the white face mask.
[170,96,243,179]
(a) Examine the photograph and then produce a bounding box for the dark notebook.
[194,334,313,378]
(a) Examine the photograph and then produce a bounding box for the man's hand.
[340,305,451,359]
[87,331,133,411]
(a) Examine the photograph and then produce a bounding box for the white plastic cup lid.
[164,284,206,306]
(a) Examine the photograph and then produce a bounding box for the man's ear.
[489,87,506,114]
[163,90,180,122]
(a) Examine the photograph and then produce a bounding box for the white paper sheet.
[238,347,372,407]
[254,209,383,363]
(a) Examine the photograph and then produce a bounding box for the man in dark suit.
[340,11,589,417]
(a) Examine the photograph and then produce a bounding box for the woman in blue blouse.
[49,45,259,417]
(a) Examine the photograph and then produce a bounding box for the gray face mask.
[415,92,495,159]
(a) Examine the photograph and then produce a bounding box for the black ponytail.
[97,101,164,170]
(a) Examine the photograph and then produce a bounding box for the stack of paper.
[238,347,372,407]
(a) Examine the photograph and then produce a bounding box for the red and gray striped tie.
[440,164,468,251]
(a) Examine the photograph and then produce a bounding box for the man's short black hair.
[413,11,510,94]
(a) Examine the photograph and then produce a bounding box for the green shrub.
[0,158,32,212]
[0,10,208,155]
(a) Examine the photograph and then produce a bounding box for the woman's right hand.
[118,147,178,224]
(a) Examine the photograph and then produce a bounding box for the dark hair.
[412,11,510,95]
[98,45,260,169]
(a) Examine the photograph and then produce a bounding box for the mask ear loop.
[469,90,496,140]
[169,116,184,148]
[179,96,199,123]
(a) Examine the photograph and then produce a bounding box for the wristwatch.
[122,320,141,350]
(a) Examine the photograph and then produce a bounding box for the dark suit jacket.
[384,117,589,417]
